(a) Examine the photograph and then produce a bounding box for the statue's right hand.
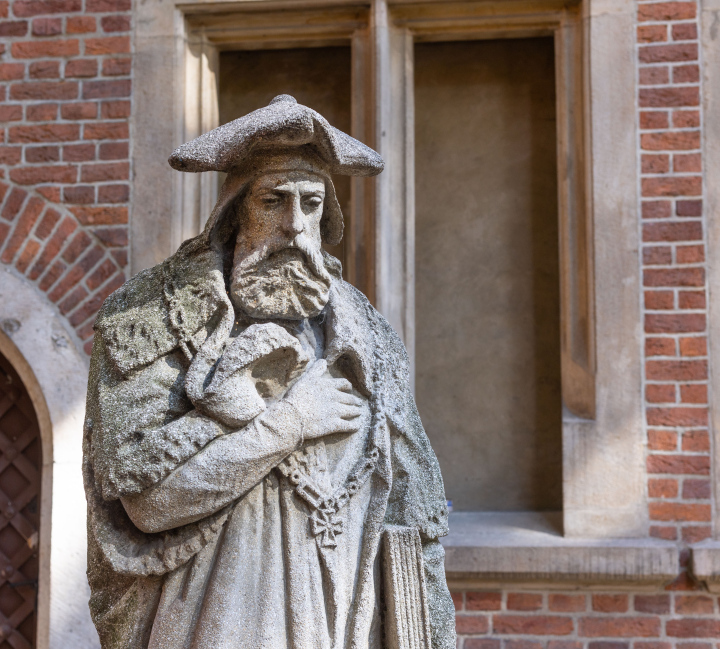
[285,359,364,440]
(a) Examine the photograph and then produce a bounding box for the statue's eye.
[262,195,282,206]
[303,196,322,209]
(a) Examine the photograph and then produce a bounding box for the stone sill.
[441,512,679,587]
[690,540,720,593]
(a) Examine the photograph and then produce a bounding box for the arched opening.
[0,352,42,649]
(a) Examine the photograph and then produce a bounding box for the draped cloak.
[83,227,456,649]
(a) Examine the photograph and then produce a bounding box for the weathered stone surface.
[84,95,455,649]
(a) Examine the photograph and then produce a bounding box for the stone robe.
[83,234,455,649]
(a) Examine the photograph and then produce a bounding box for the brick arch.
[0,182,126,355]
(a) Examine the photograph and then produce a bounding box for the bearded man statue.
[83,94,456,649]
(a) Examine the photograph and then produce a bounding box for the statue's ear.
[321,178,344,246]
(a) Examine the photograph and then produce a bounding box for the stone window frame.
[132,0,676,584]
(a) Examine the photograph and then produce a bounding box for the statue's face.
[230,170,334,321]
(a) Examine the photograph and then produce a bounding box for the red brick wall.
[0,0,130,354]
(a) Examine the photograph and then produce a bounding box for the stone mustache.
[83,94,456,649]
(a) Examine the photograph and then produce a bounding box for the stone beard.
[230,231,333,321]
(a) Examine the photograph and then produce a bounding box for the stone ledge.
[441,512,679,586]
[690,540,720,592]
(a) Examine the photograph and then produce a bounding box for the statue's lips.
[264,247,310,267]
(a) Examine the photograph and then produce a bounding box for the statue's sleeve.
[88,337,227,501]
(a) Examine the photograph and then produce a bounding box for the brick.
[467,592,502,611]
[634,595,670,615]
[61,229,90,262]
[101,100,130,118]
[679,336,706,356]
[642,201,672,219]
[591,595,628,613]
[644,290,673,310]
[639,43,698,64]
[637,25,667,43]
[639,87,700,108]
[99,141,128,160]
[84,122,128,140]
[68,272,125,326]
[493,615,573,635]
[647,407,708,427]
[28,215,76,280]
[69,205,127,225]
[642,154,669,174]
[646,385,675,405]
[465,641,500,649]
[648,478,678,498]
[26,102,58,121]
[35,207,60,238]
[451,591,463,611]
[646,313,705,333]
[0,105,22,121]
[37,258,66,291]
[97,184,128,203]
[58,285,89,314]
[678,290,705,309]
[110,247,126,268]
[63,185,94,204]
[66,16,95,33]
[15,239,40,273]
[587,644,627,649]
[646,337,675,356]
[681,526,711,543]
[634,643,672,649]
[102,57,131,76]
[548,643,582,649]
[579,617,660,637]
[677,199,702,216]
[86,0,130,10]
[642,176,702,197]
[639,66,669,85]
[0,196,43,263]
[10,164,76,185]
[26,145,59,162]
[80,162,128,182]
[35,186,61,202]
[640,131,700,151]
[650,501,712,522]
[640,111,669,130]
[83,79,130,99]
[31,16,60,35]
[650,525,677,540]
[0,19,28,35]
[647,454,710,475]
[674,153,702,173]
[60,102,97,120]
[648,428,678,450]
[1,187,28,221]
[13,0,81,16]
[11,39,79,58]
[0,63,25,81]
[667,619,720,637]
[101,15,130,32]
[674,64,700,84]
[677,245,705,264]
[63,143,95,161]
[457,614,491,634]
[29,60,60,78]
[0,1,6,16]
[505,642,542,649]
[507,594,542,611]
[48,262,87,302]
[672,23,698,41]
[65,58,98,78]
[644,266,704,286]
[0,223,9,249]
[85,36,130,55]
[643,246,672,265]
[549,595,585,613]
[673,110,700,128]
[682,428,710,451]
[637,2,696,21]
[0,147,21,165]
[9,82,78,101]
[683,478,711,499]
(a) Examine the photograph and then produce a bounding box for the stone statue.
[83,94,456,649]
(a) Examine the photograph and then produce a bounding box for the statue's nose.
[284,195,304,236]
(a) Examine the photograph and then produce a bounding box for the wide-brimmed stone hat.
[168,94,383,247]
